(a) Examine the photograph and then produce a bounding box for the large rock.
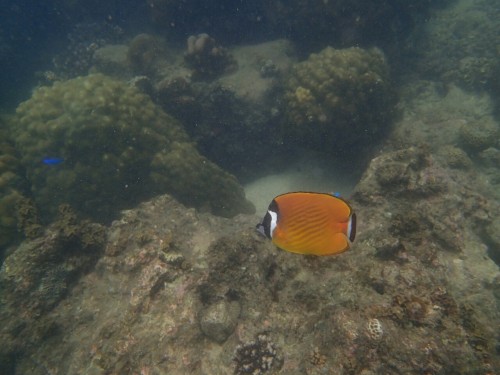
[1,179,498,373]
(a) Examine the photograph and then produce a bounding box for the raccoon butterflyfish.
[256,192,356,256]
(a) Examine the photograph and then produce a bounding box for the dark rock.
[199,300,241,343]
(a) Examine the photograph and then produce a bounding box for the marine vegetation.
[10,73,254,222]
[283,46,397,154]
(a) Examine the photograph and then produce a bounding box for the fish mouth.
[256,223,266,237]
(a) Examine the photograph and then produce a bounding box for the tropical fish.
[42,157,64,165]
[256,192,356,256]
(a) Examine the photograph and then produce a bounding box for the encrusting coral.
[10,73,253,222]
[283,46,397,154]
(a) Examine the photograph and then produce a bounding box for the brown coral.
[10,74,253,222]
[283,46,397,154]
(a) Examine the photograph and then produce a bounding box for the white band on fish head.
[268,210,278,238]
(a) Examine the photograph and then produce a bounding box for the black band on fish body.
[256,199,279,240]
[267,199,279,239]
[262,211,273,239]
[349,213,357,242]
[268,199,278,213]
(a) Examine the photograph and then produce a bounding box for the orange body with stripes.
[258,192,356,256]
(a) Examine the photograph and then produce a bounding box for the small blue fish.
[42,157,64,165]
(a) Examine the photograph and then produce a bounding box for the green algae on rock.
[10,73,253,222]
[283,46,397,154]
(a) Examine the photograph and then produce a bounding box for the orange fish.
[256,192,356,256]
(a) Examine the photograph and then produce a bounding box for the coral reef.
[0,178,498,373]
[92,44,130,78]
[14,195,43,241]
[366,318,383,340]
[184,33,237,80]
[233,334,281,374]
[0,128,32,257]
[155,76,198,120]
[283,46,397,154]
[10,73,253,222]
[127,33,169,77]
[459,117,500,153]
[156,40,294,178]
[2,2,500,373]
[0,205,105,366]
[485,216,500,262]
[409,0,500,94]
[436,145,472,169]
[150,141,255,217]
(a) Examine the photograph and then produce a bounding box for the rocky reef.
[0,205,106,374]
[127,33,170,77]
[184,33,237,80]
[9,73,253,222]
[1,1,500,374]
[283,46,397,154]
[0,127,34,259]
[459,117,500,154]
[0,141,498,373]
[154,39,295,177]
[409,0,500,95]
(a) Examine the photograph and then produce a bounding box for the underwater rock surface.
[1,143,499,374]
